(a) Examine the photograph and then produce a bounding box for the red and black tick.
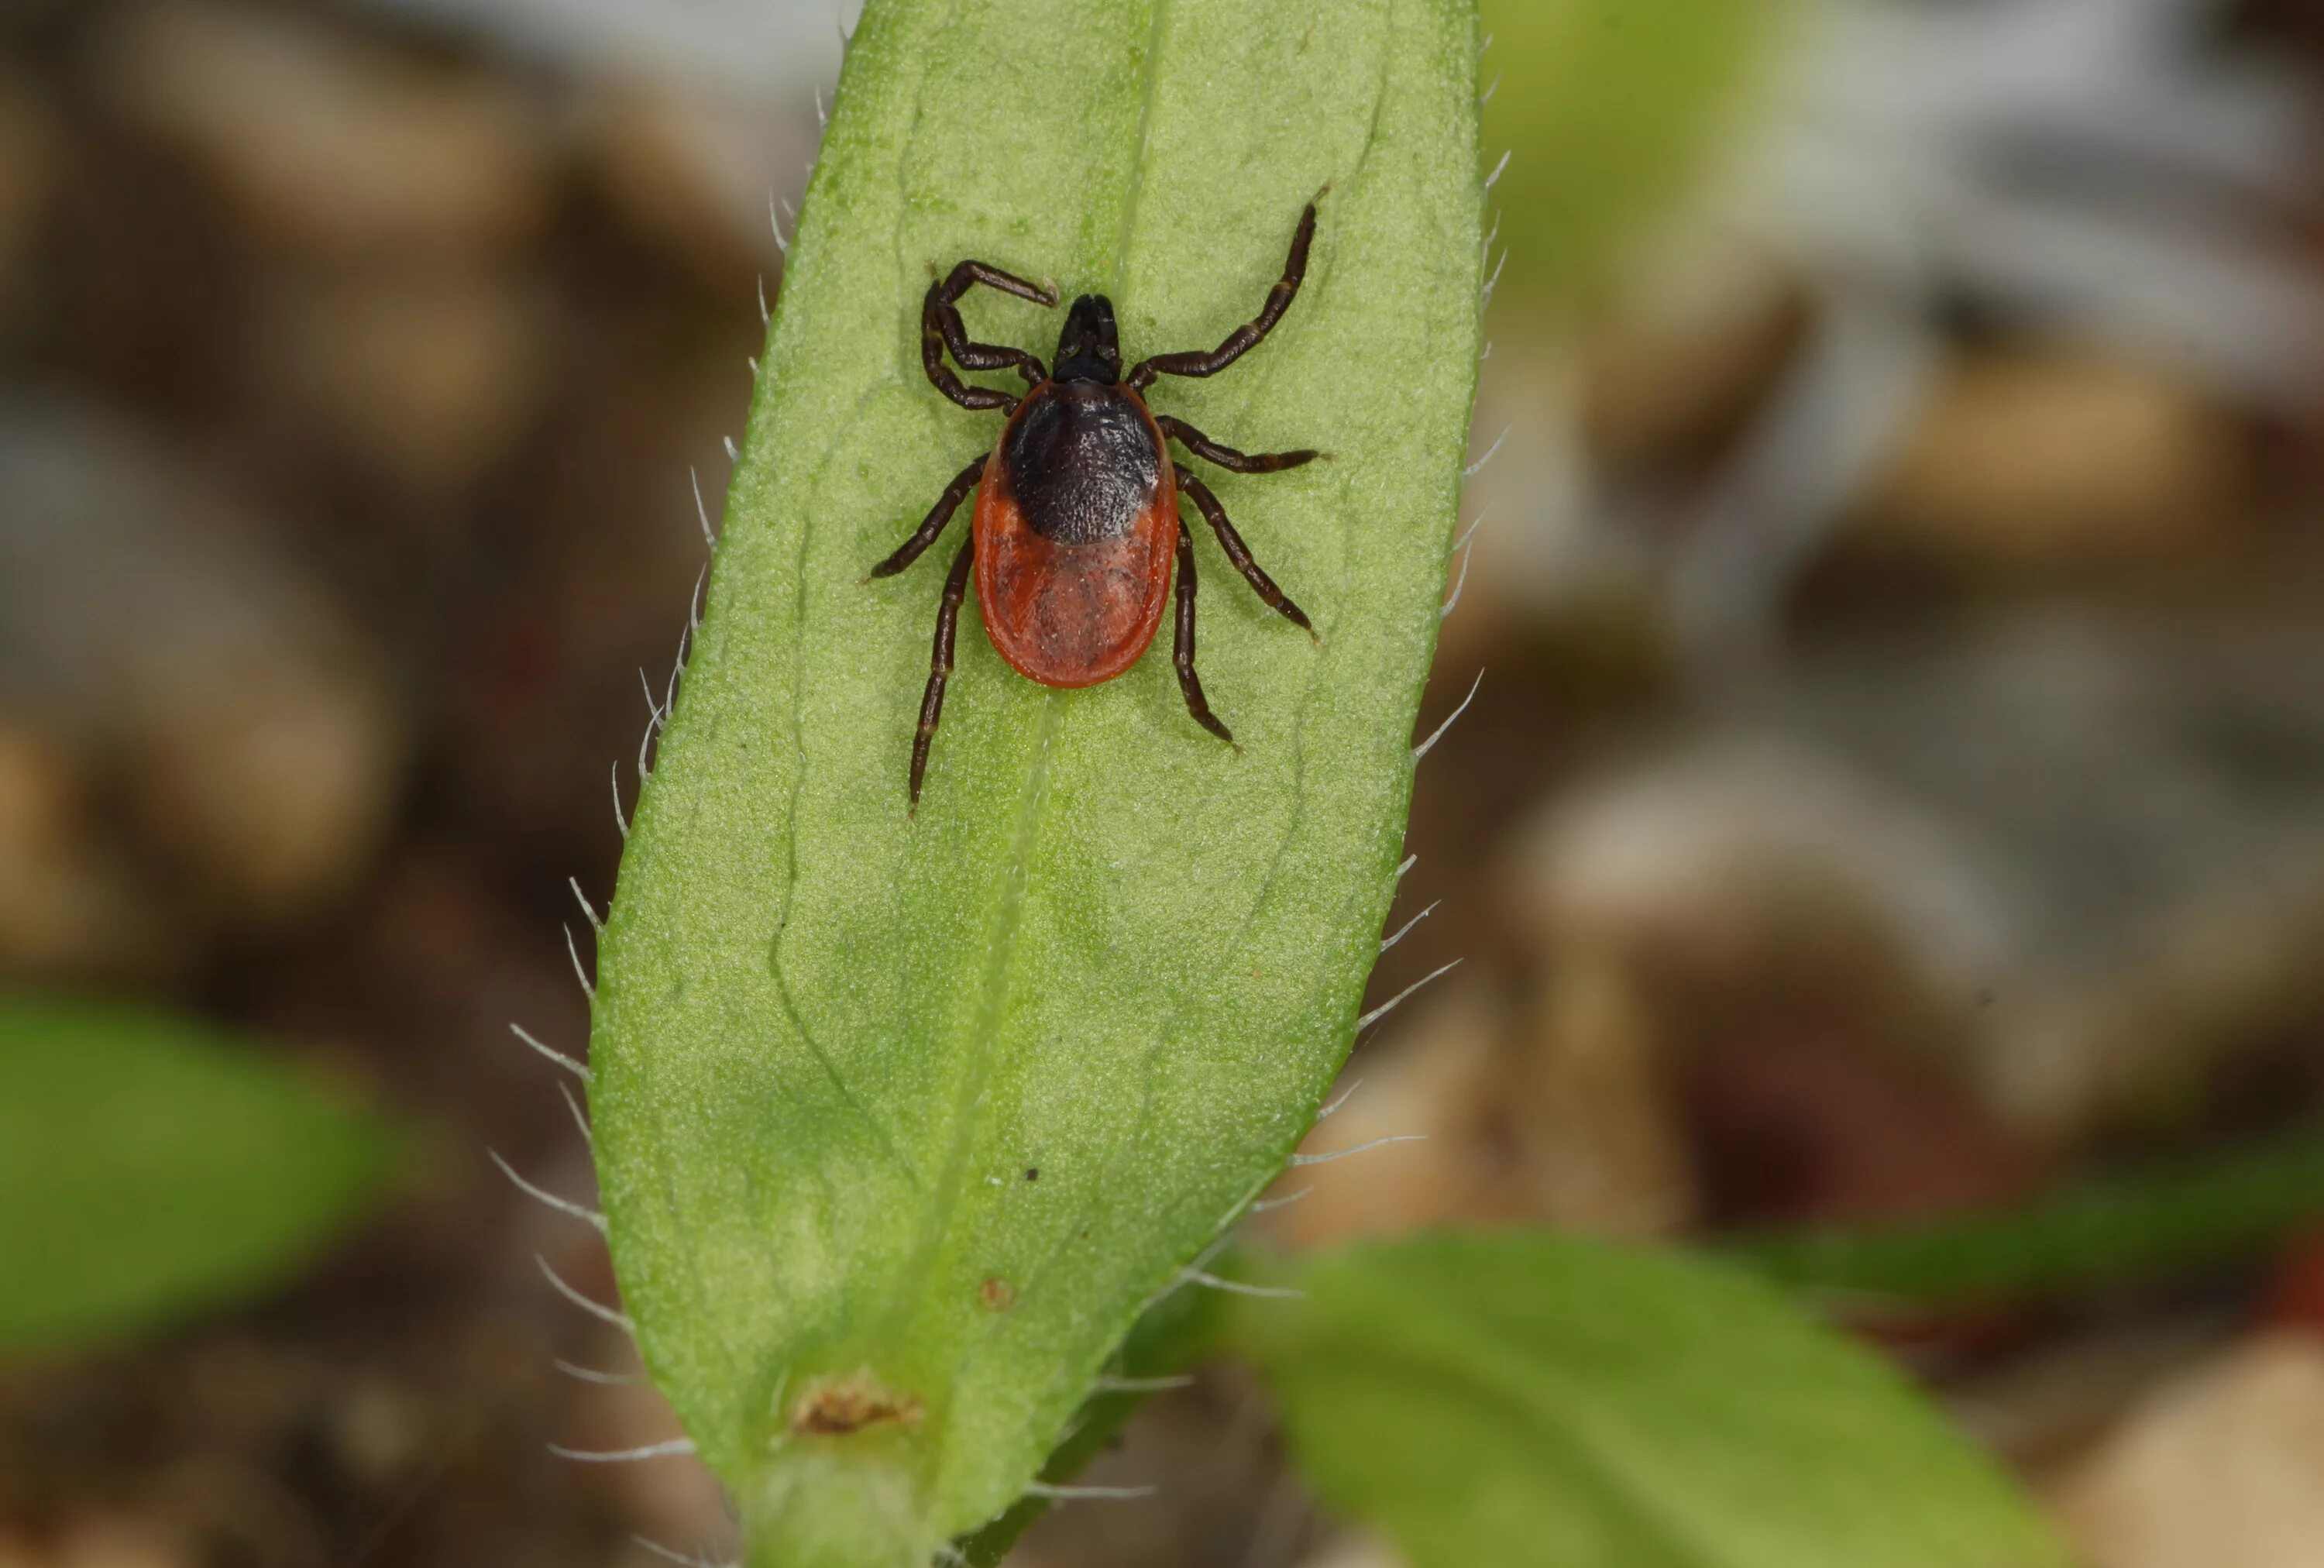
[868,200,1324,806]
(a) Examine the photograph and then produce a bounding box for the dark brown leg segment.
[1159,414,1318,473]
[1127,201,1318,390]
[1173,519,1235,748]
[909,540,977,808]
[1177,472,1315,637]
[923,261,1057,411]
[868,454,984,579]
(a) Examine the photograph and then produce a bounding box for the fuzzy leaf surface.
[1232,1233,2070,1568]
[0,996,397,1357]
[586,1,1482,1560]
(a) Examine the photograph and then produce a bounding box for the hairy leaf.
[1232,1233,2069,1568]
[0,995,398,1357]
[586,1,1483,1562]
[954,1278,1228,1566]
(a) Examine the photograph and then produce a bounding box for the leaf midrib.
[885,0,1175,1383]
[916,0,1405,1412]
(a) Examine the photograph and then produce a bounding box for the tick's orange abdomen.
[972,380,1177,688]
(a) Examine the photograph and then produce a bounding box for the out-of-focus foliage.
[0,996,400,1357]
[1234,1233,2070,1568]
[1733,1124,2324,1310]
[1478,0,1783,304]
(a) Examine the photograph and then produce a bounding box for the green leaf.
[1230,1233,2070,1568]
[954,1278,1230,1566]
[1480,0,1784,303]
[0,995,399,1357]
[1728,1123,2324,1310]
[586,1,1483,1563]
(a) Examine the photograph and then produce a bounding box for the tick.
[868,200,1325,806]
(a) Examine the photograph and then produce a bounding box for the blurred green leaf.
[1231,1233,2070,1568]
[1730,1124,2324,1310]
[1480,0,1784,303]
[588,0,1483,1561]
[0,995,399,1357]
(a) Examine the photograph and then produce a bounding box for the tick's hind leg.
[1159,414,1317,474]
[924,261,1057,411]
[868,454,983,579]
[909,541,977,809]
[1173,519,1236,749]
[1127,200,1318,390]
[1177,472,1315,638]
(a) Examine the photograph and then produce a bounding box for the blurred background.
[6,0,2324,1564]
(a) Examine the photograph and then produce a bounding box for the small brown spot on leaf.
[790,1372,925,1436]
[980,1277,1016,1312]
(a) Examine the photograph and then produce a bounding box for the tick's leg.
[868,454,984,579]
[1158,414,1318,474]
[909,540,977,809]
[923,261,1057,411]
[934,263,1053,387]
[1177,472,1315,638]
[1127,201,1318,390]
[1173,518,1236,748]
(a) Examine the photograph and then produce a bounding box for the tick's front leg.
[923,260,1056,410]
[1126,199,1319,390]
